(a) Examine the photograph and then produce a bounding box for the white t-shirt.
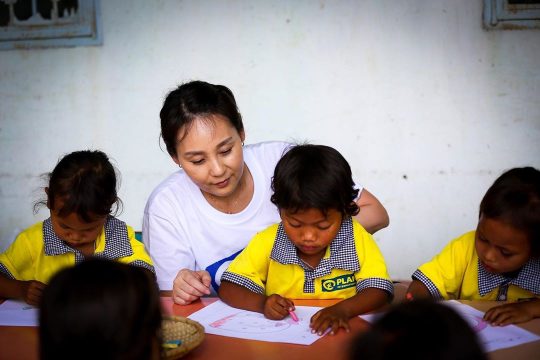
[143,141,291,292]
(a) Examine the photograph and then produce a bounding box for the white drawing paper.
[444,300,540,352]
[0,300,38,326]
[188,300,324,345]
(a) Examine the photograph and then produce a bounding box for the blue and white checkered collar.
[43,216,133,262]
[478,258,540,296]
[270,216,360,274]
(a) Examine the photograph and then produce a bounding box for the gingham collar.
[478,258,540,296]
[43,216,133,262]
[270,216,360,274]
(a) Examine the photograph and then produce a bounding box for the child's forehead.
[282,207,341,221]
[51,197,106,224]
[52,209,106,229]
[478,217,531,248]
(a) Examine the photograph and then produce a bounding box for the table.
[1,297,539,360]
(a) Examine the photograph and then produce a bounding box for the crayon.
[289,309,299,322]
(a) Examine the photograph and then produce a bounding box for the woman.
[143,80,389,305]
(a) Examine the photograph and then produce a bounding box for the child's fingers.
[483,304,509,323]
[273,295,294,312]
[284,297,295,311]
[310,317,331,336]
[265,295,290,319]
[484,305,515,326]
[331,319,350,334]
[488,311,513,326]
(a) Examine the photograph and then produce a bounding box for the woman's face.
[173,114,245,199]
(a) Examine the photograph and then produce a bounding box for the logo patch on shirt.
[322,274,356,292]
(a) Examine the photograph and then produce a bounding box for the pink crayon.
[289,309,299,322]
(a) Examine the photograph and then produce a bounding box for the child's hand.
[310,306,350,335]
[483,300,539,326]
[23,280,46,307]
[263,294,295,320]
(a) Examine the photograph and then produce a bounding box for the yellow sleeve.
[352,221,392,293]
[416,231,475,299]
[223,224,277,291]
[117,226,154,269]
[0,226,40,280]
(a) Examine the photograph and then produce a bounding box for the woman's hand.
[310,305,350,335]
[263,294,295,320]
[172,269,211,305]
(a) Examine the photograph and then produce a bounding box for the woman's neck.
[205,164,254,214]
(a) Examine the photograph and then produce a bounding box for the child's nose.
[301,228,317,242]
[484,248,497,262]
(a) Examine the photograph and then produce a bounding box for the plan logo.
[321,274,356,292]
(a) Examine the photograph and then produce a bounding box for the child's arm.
[405,279,434,301]
[483,298,540,326]
[310,288,390,335]
[0,275,45,306]
[354,189,389,234]
[219,280,295,320]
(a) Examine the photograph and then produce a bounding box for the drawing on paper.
[462,314,488,332]
[210,312,300,334]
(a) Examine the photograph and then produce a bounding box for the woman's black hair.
[160,80,244,157]
[349,300,487,360]
[34,150,122,222]
[39,258,162,360]
[479,167,540,256]
[271,144,359,217]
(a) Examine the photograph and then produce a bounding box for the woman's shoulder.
[245,141,292,158]
[144,169,194,210]
[244,141,292,172]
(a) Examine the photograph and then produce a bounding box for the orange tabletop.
[1,297,540,360]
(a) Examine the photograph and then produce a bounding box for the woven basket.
[161,315,205,359]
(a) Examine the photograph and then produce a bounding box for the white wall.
[1,0,539,279]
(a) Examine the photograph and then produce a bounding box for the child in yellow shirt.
[0,150,154,306]
[407,167,540,326]
[219,144,393,335]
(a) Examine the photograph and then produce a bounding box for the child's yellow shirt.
[0,217,154,284]
[221,217,393,299]
[413,231,540,301]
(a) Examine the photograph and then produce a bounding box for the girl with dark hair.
[219,144,393,336]
[407,166,540,326]
[0,150,154,306]
[144,81,390,305]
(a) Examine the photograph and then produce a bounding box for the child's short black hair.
[271,144,359,217]
[160,80,244,157]
[39,258,162,360]
[479,167,540,256]
[34,150,121,222]
[349,300,487,360]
